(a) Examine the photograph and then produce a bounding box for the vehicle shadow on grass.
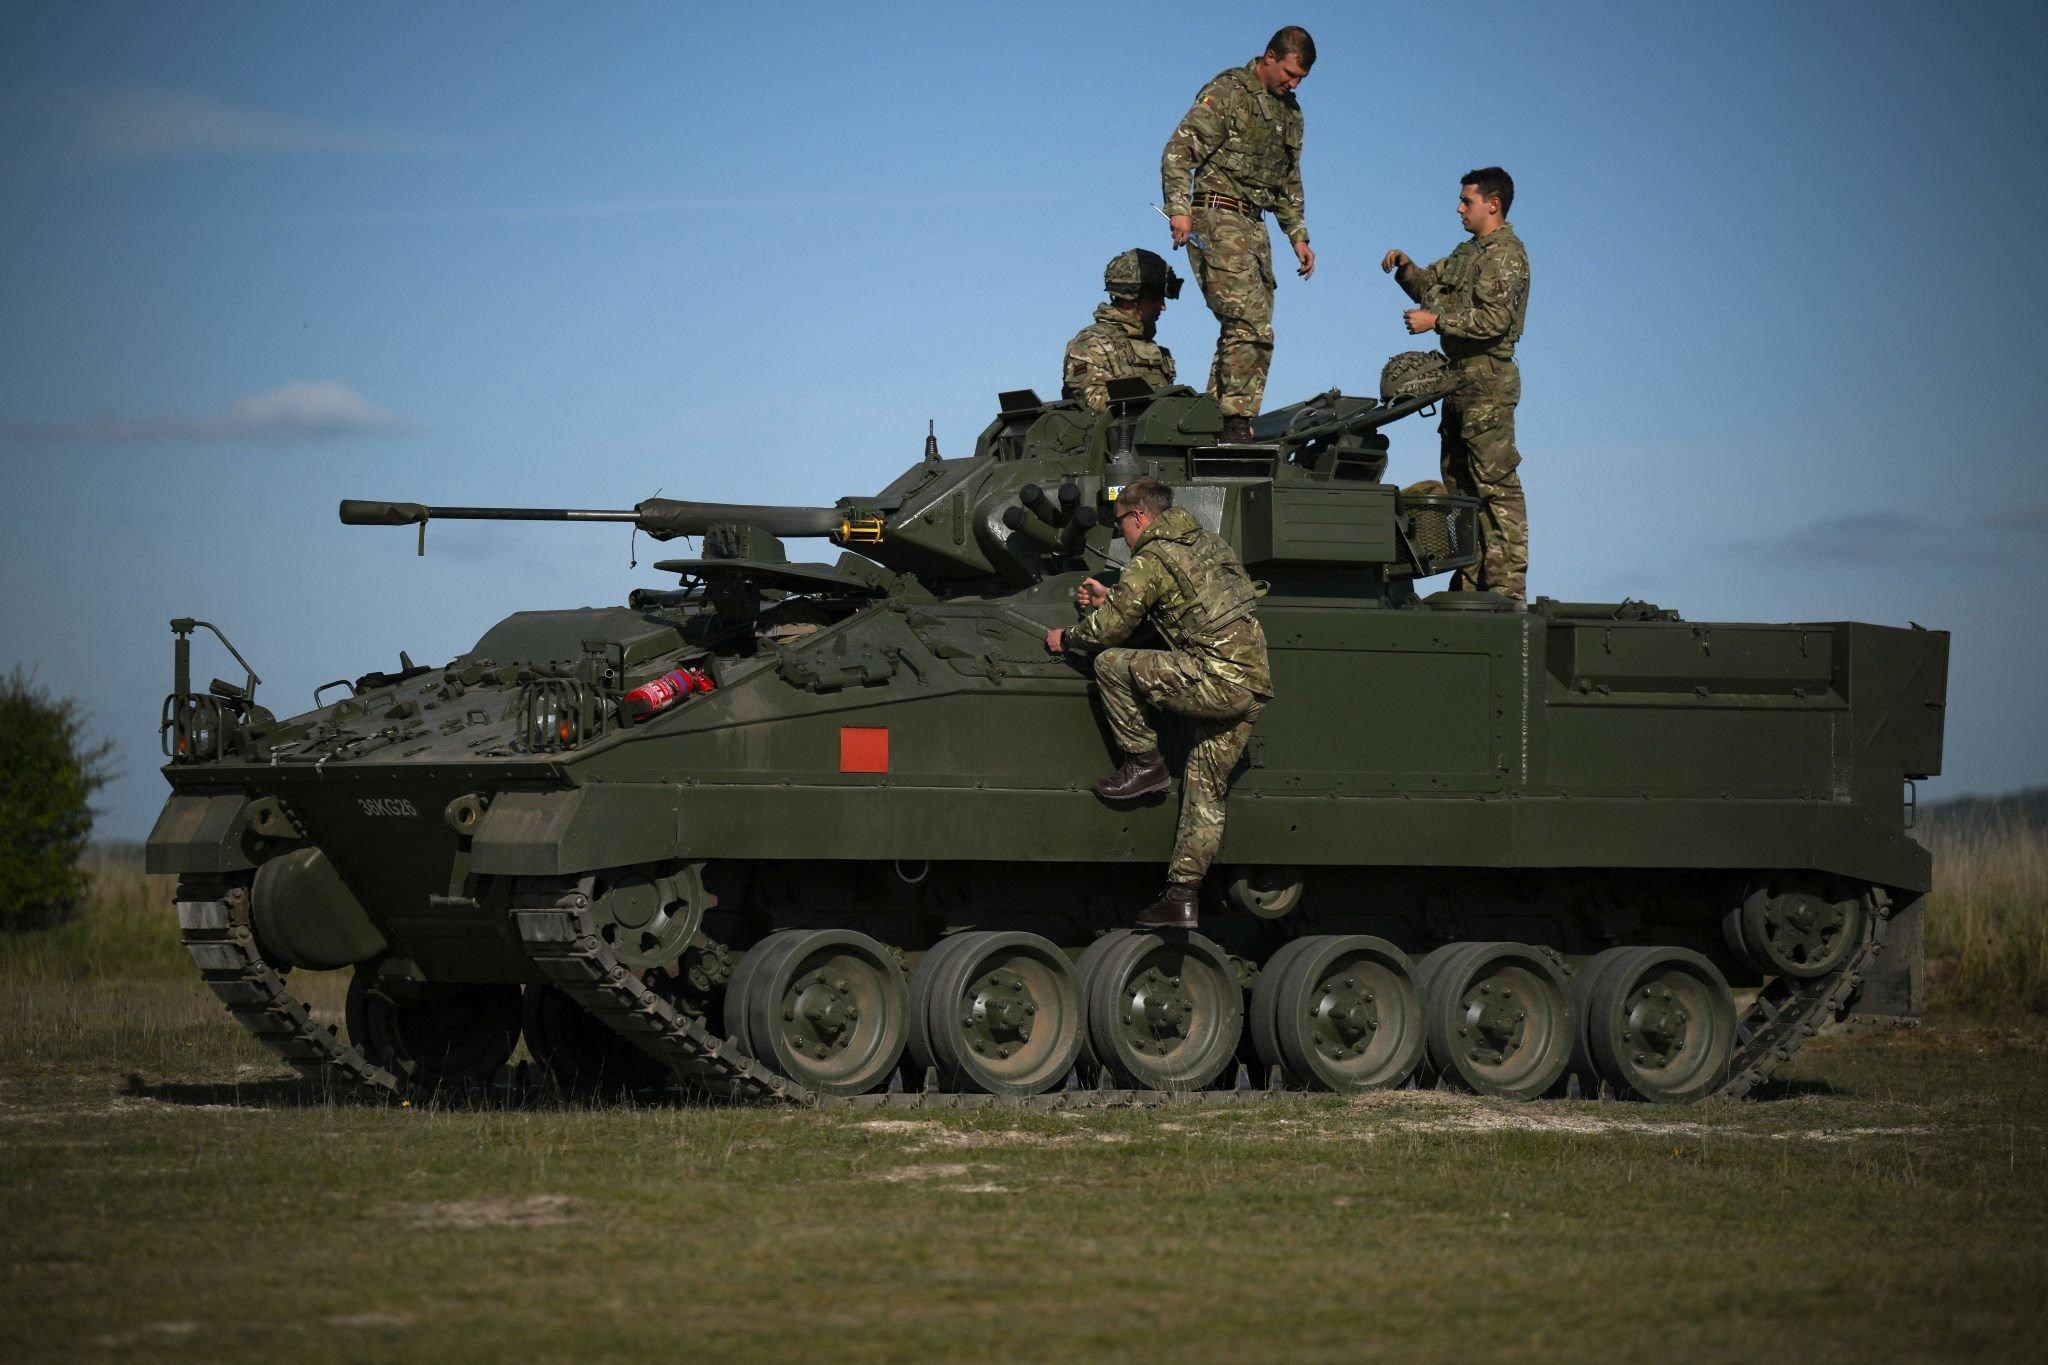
[117,1068,732,1113]
[1743,1075,1840,1102]
[123,1071,408,1109]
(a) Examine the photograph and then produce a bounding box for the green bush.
[0,669,115,931]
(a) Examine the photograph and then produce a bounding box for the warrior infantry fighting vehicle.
[150,378,1949,1105]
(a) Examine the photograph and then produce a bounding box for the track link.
[509,883,814,1105]
[1715,888,1891,1100]
[176,883,402,1094]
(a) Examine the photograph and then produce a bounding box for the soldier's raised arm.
[1384,249,1439,304]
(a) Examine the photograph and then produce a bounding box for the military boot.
[1135,882,1199,930]
[1093,750,1169,801]
[1219,416,1256,445]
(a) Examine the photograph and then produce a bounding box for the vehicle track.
[173,878,1892,1107]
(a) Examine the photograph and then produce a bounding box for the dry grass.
[0,844,186,983]
[0,848,349,1079]
[1917,802,2048,1017]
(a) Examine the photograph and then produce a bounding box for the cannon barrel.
[339,500,640,526]
[339,498,844,541]
[633,497,845,541]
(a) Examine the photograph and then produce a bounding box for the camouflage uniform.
[1062,304,1176,412]
[1398,224,1531,598]
[1161,63,1308,420]
[1066,505,1273,885]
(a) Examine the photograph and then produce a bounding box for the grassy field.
[1917,800,2048,1016]
[1,839,2044,1361]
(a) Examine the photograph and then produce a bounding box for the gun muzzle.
[340,500,430,526]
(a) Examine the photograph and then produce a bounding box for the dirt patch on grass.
[1767,1125,1939,1143]
[325,1311,413,1329]
[859,1119,945,1137]
[875,1161,981,1181]
[857,1118,1128,1151]
[1329,1090,1943,1143]
[871,1161,1013,1192]
[407,1194,578,1228]
[92,1321,200,1347]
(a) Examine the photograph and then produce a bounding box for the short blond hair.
[1116,478,1175,515]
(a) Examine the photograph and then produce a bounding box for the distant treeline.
[92,839,147,868]
[1921,787,2048,828]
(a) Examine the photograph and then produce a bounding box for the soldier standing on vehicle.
[1043,478,1273,930]
[1382,167,1531,599]
[1063,249,1182,412]
[1161,26,1318,445]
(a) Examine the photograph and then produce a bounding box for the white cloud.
[61,87,455,161]
[2,381,411,447]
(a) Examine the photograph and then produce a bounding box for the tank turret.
[340,384,1473,590]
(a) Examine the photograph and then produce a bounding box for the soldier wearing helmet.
[1061,249,1181,412]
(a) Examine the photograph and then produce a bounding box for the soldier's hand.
[1293,239,1316,280]
[1169,215,1192,249]
[1404,309,1438,335]
[1044,627,1066,654]
[1074,578,1109,612]
[1381,248,1413,275]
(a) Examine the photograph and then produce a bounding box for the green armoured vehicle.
[149,378,1949,1106]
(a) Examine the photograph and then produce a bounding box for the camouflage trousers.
[1440,358,1528,600]
[1187,206,1275,419]
[1093,647,1265,885]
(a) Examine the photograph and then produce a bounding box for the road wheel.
[1573,946,1736,1103]
[1082,928,1242,1091]
[734,929,908,1097]
[1251,934,1425,1091]
[522,984,666,1095]
[345,966,521,1085]
[1415,941,1573,1100]
[909,931,1083,1096]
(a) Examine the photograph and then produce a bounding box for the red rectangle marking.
[839,726,889,774]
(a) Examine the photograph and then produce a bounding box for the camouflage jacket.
[1067,505,1274,696]
[1161,62,1308,243]
[1399,223,1530,367]
[1062,305,1176,411]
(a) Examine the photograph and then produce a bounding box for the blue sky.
[2,1,2043,838]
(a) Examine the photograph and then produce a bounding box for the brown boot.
[1093,750,1169,801]
[1219,416,1256,445]
[1135,883,1200,930]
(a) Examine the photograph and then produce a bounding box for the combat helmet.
[1379,350,1455,405]
[1105,248,1183,301]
